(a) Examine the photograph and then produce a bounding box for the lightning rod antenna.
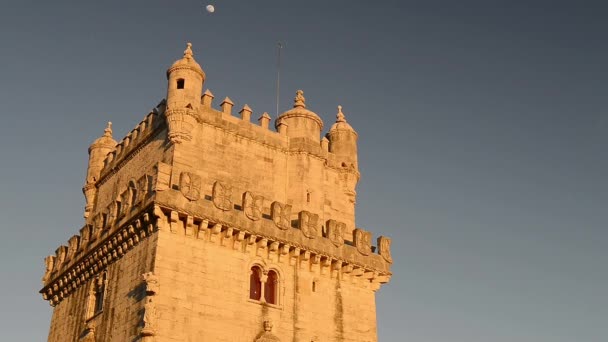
[276,42,283,118]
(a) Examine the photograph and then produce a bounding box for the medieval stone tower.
[40,43,393,342]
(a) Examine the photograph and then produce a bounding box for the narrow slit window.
[177,79,185,89]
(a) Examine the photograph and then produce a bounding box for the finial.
[183,42,193,59]
[104,121,113,137]
[293,90,306,108]
[336,105,346,122]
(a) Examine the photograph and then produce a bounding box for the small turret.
[83,122,116,218]
[327,105,358,169]
[165,42,205,143]
[275,90,323,142]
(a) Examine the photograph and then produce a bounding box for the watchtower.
[40,43,393,342]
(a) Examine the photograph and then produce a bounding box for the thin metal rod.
[276,42,283,117]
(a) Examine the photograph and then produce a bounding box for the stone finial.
[239,104,252,122]
[104,122,113,137]
[220,97,234,115]
[258,112,271,129]
[293,90,306,108]
[183,42,193,59]
[336,105,346,122]
[201,89,214,107]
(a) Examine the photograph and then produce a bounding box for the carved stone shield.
[271,201,291,230]
[243,191,263,221]
[212,181,232,211]
[353,228,372,256]
[377,236,393,263]
[326,219,345,247]
[179,172,201,201]
[298,211,319,239]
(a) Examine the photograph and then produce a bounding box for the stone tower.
[40,43,393,342]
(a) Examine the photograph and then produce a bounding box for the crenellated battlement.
[99,105,165,181]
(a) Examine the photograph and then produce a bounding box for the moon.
[206,4,215,13]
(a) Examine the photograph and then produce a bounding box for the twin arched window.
[249,266,279,305]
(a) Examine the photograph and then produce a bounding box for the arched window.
[264,270,278,304]
[249,266,262,301]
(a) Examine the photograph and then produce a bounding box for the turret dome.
[167,43,205,80]
[89,122,117,152]
[329,105,356,135]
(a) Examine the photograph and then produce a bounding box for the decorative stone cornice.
[152,199,392,290]
[39,206,158,306]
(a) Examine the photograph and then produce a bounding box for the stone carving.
[255,320,280,342]
[141,297,157,336]
[81,320,96,341]
[326,220,345,247]
[212,181,232,211]
[298,211,319,239]
[243,191,264,221]
[105,202,116,229]
[271,201,292,230]
[136,175,149,204]
[353,228,372,256]
[179,172,201,201]
[42,256,55,283]
[142,272,159,295]
[377,236,393,263]
[120,190,130,216]
[165,106,199,144]
[141,272,158,337]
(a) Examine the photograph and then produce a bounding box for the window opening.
[264,270,278,304]
[249,266,262,301]
[177,79,185,89]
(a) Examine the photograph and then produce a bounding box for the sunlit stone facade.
[40,43,393,342]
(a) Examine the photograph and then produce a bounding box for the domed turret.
[275,90,323,142]
[165,42,205,143]
[83,122,116,218]
[327,105,358,169]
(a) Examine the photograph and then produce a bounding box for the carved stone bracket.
[255,320,280,342]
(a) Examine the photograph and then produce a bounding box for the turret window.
[177,78,185,89]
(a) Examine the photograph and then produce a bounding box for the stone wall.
[47,233,157,341]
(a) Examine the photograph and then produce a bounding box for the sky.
[0,0,606,341]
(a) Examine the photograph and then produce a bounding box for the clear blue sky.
[0,1,606,341]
